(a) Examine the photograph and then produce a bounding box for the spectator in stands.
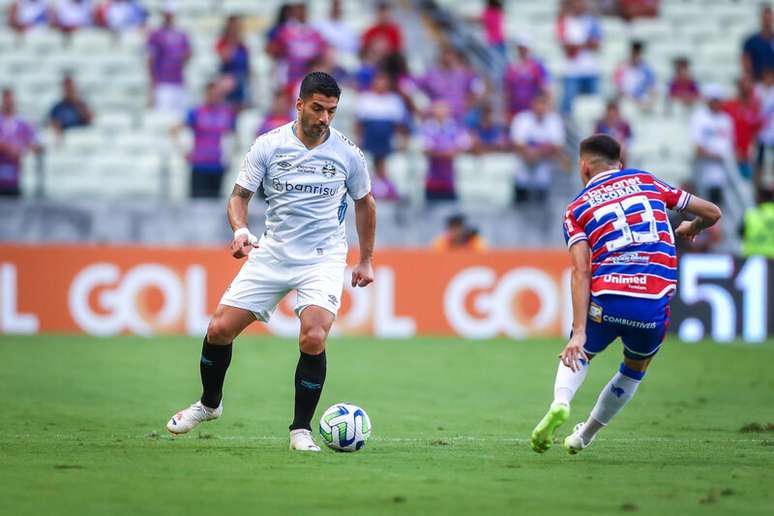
[354,37,391,90]
[95,0,146,32]
[615,0,659,21]
[51,0,94,35]
[382,51,419,115]
[361,1,403,56]
[216,15,250,112]
[474,0,506,58]
[614,40,656,111]
[431,214,487,252]
[0,88,40,197]
[307,48,349,87]
[8,0,49,33]
[503,34,549,119]
[468,103,508,154]
[355,70,406,201]
[266,3,327,96]
[421,100,471,201]
[510,92,565,203]
[556,0,602,114]
[172,81,236,199]
[723,75,762,180]
[314,0,358,55]
[146,3,191,116]
[266,3,292,44]
[257,90,292,136]
[668,57,700,109]
[594,100,632,159]
[754,67,774,188]
[418,46,485,122]
[690,84,735,205]
[48,74,94,135]
[743,4,774,82]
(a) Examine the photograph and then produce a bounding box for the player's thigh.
[583,317,619,358]
[298,306,336,354]
[208,304,257,344]
[219,251,291,325]
[620,320,668,363]
[293,261,346,321]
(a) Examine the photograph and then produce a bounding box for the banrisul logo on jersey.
[271,177,340,196]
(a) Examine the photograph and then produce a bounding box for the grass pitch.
[1,335,773,515]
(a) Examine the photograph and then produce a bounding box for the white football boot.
[563,422,595,454]
[289,429,321,452]
[166,400,222,435]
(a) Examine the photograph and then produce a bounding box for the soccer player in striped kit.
[531,134,721,454]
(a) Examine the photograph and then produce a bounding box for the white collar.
[585,168,621,187]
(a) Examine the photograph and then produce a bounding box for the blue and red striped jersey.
[563,168,691,299]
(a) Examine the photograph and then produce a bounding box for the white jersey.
[237,122,371,265]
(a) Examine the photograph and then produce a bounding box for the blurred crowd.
[2,0,774,253]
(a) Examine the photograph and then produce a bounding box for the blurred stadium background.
[0,0,772,341]
[2,2,774,515]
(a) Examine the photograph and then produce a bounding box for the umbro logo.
[277,161,292,170]
[328,295,339,306]
[611,385,625,398]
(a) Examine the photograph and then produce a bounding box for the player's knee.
[207,318,236,345]
[300,326,327,354]
[623,356,651,373]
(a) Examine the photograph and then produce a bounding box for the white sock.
[552,358,589,406]
[582,363,644,442]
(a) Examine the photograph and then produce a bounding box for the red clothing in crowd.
[361,22,402,54]
[723,97,763,161]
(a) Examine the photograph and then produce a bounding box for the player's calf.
[530,358,589,453]
[565,360,648,453]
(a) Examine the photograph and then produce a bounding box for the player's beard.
[300,114,328,141]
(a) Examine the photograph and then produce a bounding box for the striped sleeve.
[652,177,691,212]
[563,207,587,248]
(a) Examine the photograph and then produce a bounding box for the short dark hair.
[579,134,621,163]
[299,72,341,99]
[446,214,466,227]
[631,40,644,53]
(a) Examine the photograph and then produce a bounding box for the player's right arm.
[674,195,722,242]
[561,240,592,371]
[228,184,258,259]
[227,136,269,259]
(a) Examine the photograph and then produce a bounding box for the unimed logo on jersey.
[271,178,339,196]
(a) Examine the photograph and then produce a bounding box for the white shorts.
[219,248,346,322]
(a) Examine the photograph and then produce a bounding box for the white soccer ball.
[319,403,371,452]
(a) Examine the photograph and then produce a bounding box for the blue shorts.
[584,295,670,360]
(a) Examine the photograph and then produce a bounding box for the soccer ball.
[319,403,371,452]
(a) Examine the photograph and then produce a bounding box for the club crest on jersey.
[321,161,337,178]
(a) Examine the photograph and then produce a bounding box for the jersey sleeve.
[235,135,269,192]
[345,144,371,200]
[651,176,691,211]
[563,207,588,248]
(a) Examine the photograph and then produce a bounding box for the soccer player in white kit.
[166,72,376,451]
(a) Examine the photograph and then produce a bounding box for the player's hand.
[560,333,589,372]
[230,233,259,259]
[674,220,701,242]
[351,260,374,288]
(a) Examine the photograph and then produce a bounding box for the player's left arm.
[351,192,376,288]
[561,241,592,372]
[674,194,722,242]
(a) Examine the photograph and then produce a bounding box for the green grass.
[1,335,773,515]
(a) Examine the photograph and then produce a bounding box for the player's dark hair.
[579,134,621,164]
[299,72,341,100]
